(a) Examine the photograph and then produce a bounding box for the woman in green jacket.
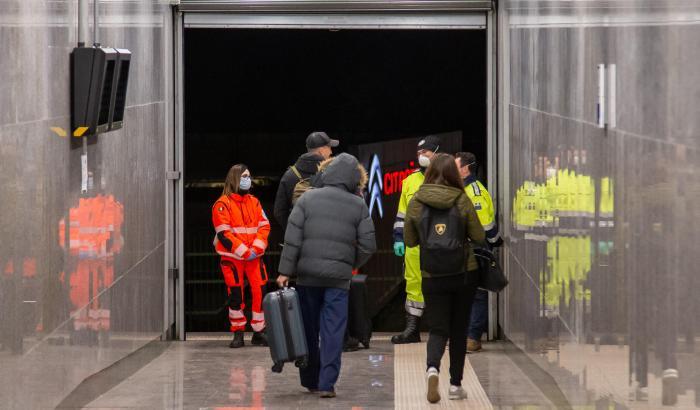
[403,153,486,404]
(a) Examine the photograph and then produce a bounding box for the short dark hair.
[455,152,477,174]
[424,154,463,190]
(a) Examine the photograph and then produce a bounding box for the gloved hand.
[490,237,504,248]
[246,251,257,261]
[393,241,405,257]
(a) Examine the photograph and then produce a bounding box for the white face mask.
[418,154,431,168]
[239,176,251,191]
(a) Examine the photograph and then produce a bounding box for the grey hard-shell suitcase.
[263,288,309,373]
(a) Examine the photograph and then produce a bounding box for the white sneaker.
[426,367,440,403]
[449,385,468,400]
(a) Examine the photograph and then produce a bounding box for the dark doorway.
[184,28,487,332]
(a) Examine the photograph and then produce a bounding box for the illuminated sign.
[368,154,384,218]
[383,166,415,196]
[368,154,417,219]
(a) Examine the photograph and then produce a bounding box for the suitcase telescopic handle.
[276,289,296,363]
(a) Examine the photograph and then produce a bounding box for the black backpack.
[418,204,466,276]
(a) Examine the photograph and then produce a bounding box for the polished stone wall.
[0,1,171,408]
[501,0,700,407]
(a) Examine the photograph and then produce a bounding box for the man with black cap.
[274,131,339,233]
[391,135,441,344]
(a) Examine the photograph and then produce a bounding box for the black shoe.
[391,313,421,344]
[344,336,360,352]
[344,345,360,352]
[251,331,268,346]
[229,331,244,348]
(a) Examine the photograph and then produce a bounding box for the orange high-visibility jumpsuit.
[59,195,124,331]
[212,193,270,333]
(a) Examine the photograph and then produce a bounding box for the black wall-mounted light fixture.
[108,49,131,131]
[71,46,131,141]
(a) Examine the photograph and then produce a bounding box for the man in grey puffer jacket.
[277,153,376,398]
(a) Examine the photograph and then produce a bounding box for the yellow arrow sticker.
[50,127,67,137]
[73,127,89,137]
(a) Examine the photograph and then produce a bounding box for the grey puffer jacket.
[278,153,377,290]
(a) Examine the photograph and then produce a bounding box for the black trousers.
[423,271,478,386]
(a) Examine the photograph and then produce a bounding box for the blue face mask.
[239,176,251,191]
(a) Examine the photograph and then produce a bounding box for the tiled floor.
[394,343,493,409]
[80,334,565,409]
[468,342,559,409]
[84,335,394,410]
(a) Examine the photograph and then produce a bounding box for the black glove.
[490,236,504,248]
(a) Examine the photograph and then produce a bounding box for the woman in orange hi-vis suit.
[212,164,271,348]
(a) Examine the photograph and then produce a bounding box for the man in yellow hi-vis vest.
[391,135,441,344]
[456,152,502,352]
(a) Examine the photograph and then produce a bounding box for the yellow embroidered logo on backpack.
[435,224,446,235]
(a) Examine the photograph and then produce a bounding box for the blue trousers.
[297,285,349,392]
[467,289,488,340]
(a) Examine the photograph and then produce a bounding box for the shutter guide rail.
[179,0,493,13]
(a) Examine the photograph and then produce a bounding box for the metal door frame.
[165,9,186,341]
[171,0,498,341]
[486,7,498,341]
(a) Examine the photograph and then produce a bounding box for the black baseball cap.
[417,135,441,152]
[306,131,339,149]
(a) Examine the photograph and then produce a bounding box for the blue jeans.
[467,289,488,340]
[297,285,349,392]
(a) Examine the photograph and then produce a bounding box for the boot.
[251,331,268,346]
[344,336,360,352]
[391,313,421,344]
[229,331,244,348]
[467,338,482,352]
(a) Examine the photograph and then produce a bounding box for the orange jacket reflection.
[59,194,124,331]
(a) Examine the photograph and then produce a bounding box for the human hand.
[246,251,257,261]
[490,237,504,248]
[393,241,405,257]
[276,275,289,288]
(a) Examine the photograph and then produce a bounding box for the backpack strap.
[289,165,303,180]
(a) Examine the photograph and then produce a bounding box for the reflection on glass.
[513,169,597,231]
[512,166,619,344]
[0,257,41,353]
[510,157,700,406]
[59,194,124,344]
[541,235,592,318]
[512,169,613,319]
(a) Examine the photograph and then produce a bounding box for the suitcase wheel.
[295,357,309,369]
[271,362,284,373]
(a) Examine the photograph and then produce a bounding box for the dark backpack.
[418,204,466,276]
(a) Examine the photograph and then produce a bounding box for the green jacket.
[404,184,486,276]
